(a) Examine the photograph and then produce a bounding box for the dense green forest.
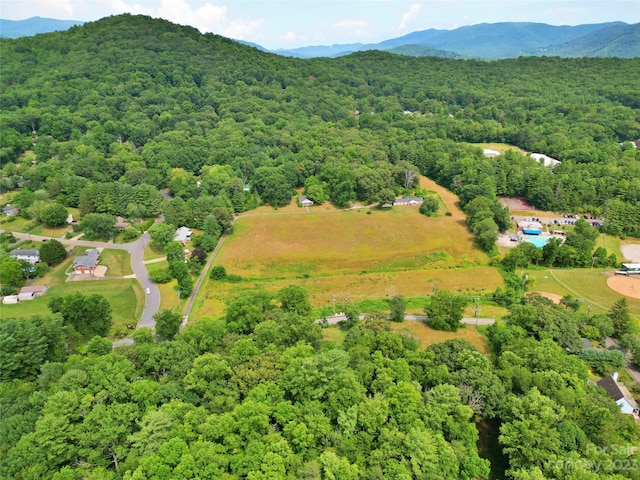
[1,14,640,479]
[1,14,639,237]
[2,289,640,479]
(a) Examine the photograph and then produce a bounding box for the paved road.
[181,229,231,326]
[3,229,160,331]
[605,337,640,384]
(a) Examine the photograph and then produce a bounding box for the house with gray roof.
[596,372,639,415]
[2,204,19,216]
[73,249,100,274]
[9,249,40,264]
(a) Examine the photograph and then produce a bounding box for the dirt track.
[607,275,640,300]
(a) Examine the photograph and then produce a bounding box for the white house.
[483,148,501,158]
[298,196,314,207]
[531,153,561,168]
[596,372,639,415]
[174,227,193,245]
[394,196,424,206]
[9,249,40,264]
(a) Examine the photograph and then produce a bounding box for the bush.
[121,227,140,241]
[209,265,227,280]
[0,286,18,296]
[149,269,173,284]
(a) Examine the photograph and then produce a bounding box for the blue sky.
[2,0,639,49]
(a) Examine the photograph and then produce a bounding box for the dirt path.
[419,176,465,221]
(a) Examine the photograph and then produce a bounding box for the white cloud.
[222,18,265,40]
[2,0,77,19]
[156,0,227,33]
[399,4,421,30]
[281,30,297,42]
[333,19,368,29]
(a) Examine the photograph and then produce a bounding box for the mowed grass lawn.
[193,177,503,319]
[0,249,143,336]
[526,268,640,317]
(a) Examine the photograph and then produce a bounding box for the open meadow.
[191,177,504,318]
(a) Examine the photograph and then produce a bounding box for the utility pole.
[474,295,480,326]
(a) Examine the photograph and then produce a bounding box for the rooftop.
[73,249,100,268]
[597,375,638,408]
[10,249,39,257]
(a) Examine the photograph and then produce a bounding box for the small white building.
[19,285,48,296]
[394,196,424,206]
[2,295,19,305]
[597,372,639,415]
[174,227,193,245]
[17,292,35,301]
[483,148,501,158]
[621,263,640,275]
[531,153,561,168]
[298,196,314,207]
[9,249,40,264]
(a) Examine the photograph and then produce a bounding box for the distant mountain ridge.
[0,17,83,38]
[1,16,637,59]
[273,21,638,59]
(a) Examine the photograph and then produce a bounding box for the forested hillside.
[1,14,639,234]
[1,15,640,479]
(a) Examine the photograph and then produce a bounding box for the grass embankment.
[0,248,142,337]
[191,176,504,319]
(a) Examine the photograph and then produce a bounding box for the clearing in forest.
[193,178,504,318]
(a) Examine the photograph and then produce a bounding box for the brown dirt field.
[499,197,535,211]
[530,291,563,304]
[620,244,640,263]
[607,275,640,300]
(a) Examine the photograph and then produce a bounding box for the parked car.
[146,288,150,294]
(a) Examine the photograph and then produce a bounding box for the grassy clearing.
[145,261,182,312]
[320,321,489,354]
[0,216,36,232]
[322,325,348,344]
[99,249,133,276]
[525,268,640,317]
[30,224,71,237]
[0,253,142,336]
[219,208,487,279]
[144,243,166,261]
[389,321,489,354]
[192,176,503,320]
[470,142,527,155]
[196,266,503,319]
